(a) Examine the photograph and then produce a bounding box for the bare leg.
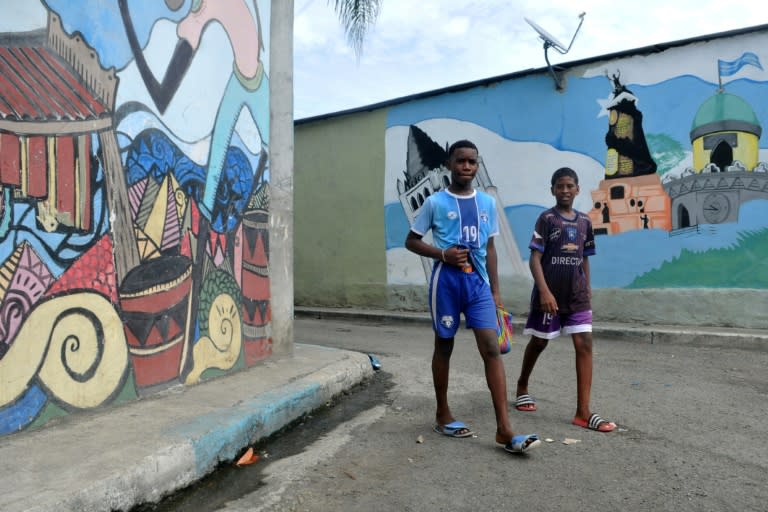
[473,328,515,443]
[572,332,593,420]
[433,335,455,426]
[516,336,548,397]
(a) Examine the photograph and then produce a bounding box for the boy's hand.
[539,289,558,314]
[446,246,469,267]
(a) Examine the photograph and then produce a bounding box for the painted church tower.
[589,74,672,234]
[396,125,526,279]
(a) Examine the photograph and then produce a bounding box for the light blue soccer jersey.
[410,189,499,283]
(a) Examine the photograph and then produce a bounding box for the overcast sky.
[294,0,768,119]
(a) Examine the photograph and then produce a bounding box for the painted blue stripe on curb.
[170,381,323,477]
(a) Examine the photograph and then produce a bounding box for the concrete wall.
[295,110,390,307]
[0,0,278,436]
[295,26,768,329]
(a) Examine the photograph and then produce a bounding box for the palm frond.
[328,0,381,57]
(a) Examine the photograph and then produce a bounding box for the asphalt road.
[138,316,768,512]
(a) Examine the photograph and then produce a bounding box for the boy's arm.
[404,232,468,266]
[530,250,558,314]
[582,256,591,299]
[486,237,502,307]
[405,231,443,261]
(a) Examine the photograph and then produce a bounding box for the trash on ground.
[235,447,260,466]
[545,438,555,443]
[562,438,581,445]
[416,435,424,444]
[617,427,628,432]
[368,354,382,370]
[343,470,357,480]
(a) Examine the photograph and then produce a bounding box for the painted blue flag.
[718,52,763,77]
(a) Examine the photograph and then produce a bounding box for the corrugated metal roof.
[0,46,107,122]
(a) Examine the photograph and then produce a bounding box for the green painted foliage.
[629,228,768,288]
[647,133,686,175]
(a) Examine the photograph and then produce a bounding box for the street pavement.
[1,307,767,511]
[295,306,768,350]
[218,313,768,512]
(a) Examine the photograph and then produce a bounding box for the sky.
[293,0,768,119]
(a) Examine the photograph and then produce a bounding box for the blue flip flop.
[503,433,541,453]
[433,420,474,438]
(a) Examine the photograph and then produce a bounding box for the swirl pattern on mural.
[0,293,128,409]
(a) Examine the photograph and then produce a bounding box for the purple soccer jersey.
[529,208,596,314]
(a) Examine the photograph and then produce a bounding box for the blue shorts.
[523,309,592,340]
[429,262,496,339]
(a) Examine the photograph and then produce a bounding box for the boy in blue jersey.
[405,140,540,454]
[513,167,616,432]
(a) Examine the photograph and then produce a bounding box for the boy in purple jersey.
[513,167,617,433]
[405,140,540,454]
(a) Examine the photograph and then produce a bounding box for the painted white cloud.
[385,118,603,212]
[581,32,768,87]
[0,1,47,31]
[116,19,233,144]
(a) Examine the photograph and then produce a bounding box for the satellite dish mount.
[525,12,586,90]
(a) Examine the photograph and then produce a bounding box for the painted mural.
[385,39,768,291]
[0,0,271,436]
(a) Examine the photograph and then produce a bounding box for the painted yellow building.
[690,92,761,172]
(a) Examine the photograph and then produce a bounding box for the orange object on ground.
[235,447,260,466]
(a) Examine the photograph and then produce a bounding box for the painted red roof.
[0,46,107,122]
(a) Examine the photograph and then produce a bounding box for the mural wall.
[0,0,272,436]
[293,26,768,328]
[385,32,768,297]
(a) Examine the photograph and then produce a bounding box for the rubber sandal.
[513,394,537,412]
[503,434,541,453]
[433,420,474,438]
[572,413,616,432]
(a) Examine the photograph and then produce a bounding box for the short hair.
[551,167,579,186]
[447,140,478,159]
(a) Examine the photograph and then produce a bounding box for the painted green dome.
[690,92,761,141]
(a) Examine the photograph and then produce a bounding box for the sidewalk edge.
[26,348,373,512]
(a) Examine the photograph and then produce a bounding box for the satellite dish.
[524,12,586,90]
[524,17,567,53]
[525,12,586,55]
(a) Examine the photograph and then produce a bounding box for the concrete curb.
[6,346,373,512]
[295,307,768,350]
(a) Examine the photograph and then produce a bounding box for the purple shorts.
[523,310,592,340]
